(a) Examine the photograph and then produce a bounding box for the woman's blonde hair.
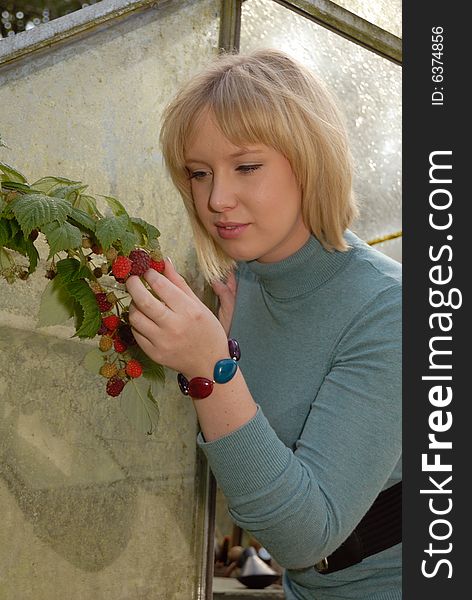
[160,48,357,282]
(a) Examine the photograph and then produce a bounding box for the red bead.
[188,377,214,399]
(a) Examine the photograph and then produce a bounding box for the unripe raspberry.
[125,359,143,378]
[101,263,110,274]
[129,249,151,276]
[102,315,121,331]
[95,292,113,312]
[106,377,126,397]
[117,368,127,378]
[150,259,165,273]
[106,247,118,261]
[93,267,103,278]
[99,335,113,352]
[91,243,103,255]
[106,292,118,305]
[114,338,127,353]
[89,282,103,294]
[100,362,118,379]
[112,256,132,280]
[82,237,93,249]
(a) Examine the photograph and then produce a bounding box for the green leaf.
[0,162,27,183]
[0,246,14,270]
[1,181,34,193]
[130,217,160,245]
[51,183,88,202]
[119,379,161,435]
[0,218,11,245]
[95,214,130,250]
[42,221,82,258]
[0,196,5,215]
[37,278,76,327]
[69,206,97,233]
[119,229,138,255]
[56,257,92,283]
[62,278,101,338]
[11,193,71,237]
[82,347,109,375]
[126,345,165,383]
[99,195,129,217]
[31,176,81,195]
[76,195,103,218]
[4,228,40,274]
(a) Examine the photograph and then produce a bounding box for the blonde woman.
[126,49,402,600]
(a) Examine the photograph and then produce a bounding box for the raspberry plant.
[0,153,166,435]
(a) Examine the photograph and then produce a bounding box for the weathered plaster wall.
[0,1,220,598]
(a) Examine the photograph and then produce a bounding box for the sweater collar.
[243,231,355,299]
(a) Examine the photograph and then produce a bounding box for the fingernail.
[166,256,173,266]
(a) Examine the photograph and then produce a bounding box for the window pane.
[241,0,401,245]
[333,0,401,38]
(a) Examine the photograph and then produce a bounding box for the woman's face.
[184,111,311,263]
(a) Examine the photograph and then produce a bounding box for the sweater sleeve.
[197,284,402,570]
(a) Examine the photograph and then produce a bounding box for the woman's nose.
[208,175,238,212]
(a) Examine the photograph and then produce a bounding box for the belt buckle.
[314,557,329,573]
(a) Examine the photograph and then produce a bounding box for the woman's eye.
[188,170,210,180]
[237,164,262,174]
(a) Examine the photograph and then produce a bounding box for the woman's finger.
[161,257,200,301]
[142,268,194,314]
[128,302,161,343]
[126,274,169,323]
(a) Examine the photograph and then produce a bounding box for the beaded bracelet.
[177,338,241,399]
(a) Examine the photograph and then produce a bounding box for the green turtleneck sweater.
[198,231,402,600]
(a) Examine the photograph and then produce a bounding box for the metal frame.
[219,0,402,64]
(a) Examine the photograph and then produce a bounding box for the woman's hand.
[126,258,229,380]
[210,270,237,336]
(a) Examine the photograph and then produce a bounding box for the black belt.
[314,481,402,574]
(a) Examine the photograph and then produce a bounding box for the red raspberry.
[114,338,127,353]
[96,292,113,312]
[150,259,165,273]
[102,315,121,331]
[112,256,132,280]
[106,376,126,397]
[125,359,143,378]
[129,249,151,276]
[91,243,103,255]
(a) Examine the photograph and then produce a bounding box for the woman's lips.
[215,223,250,239]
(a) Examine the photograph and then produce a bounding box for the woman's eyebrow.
[185,148,264,163]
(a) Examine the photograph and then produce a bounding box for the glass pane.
[333,0,402,38]
[241,0,401,246]
[0,1,103,38]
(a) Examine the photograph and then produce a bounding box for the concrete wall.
[0,1,220,598]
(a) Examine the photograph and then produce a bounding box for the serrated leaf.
[4,229,40,274]
[0,196,5,215]
[100,195,129,217]
[56,257,92,283]
[63,278,101,338]
[119,379,161,435]
[51,183,88,201]
[120,229,138,255]
[95,214,129,250]
[0,162,27,183]
[76,195,103,218]
[31,176,80,195]
[11,193,71,237]
[82,347,109,375]
[126,345,165,383]
[0,218,10,245]
[37,278,76,327]
[42,221,82,258]
[1,181,33,193]
[69,206,97,232]
[0,246,14,270]
[130,217,160,244]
